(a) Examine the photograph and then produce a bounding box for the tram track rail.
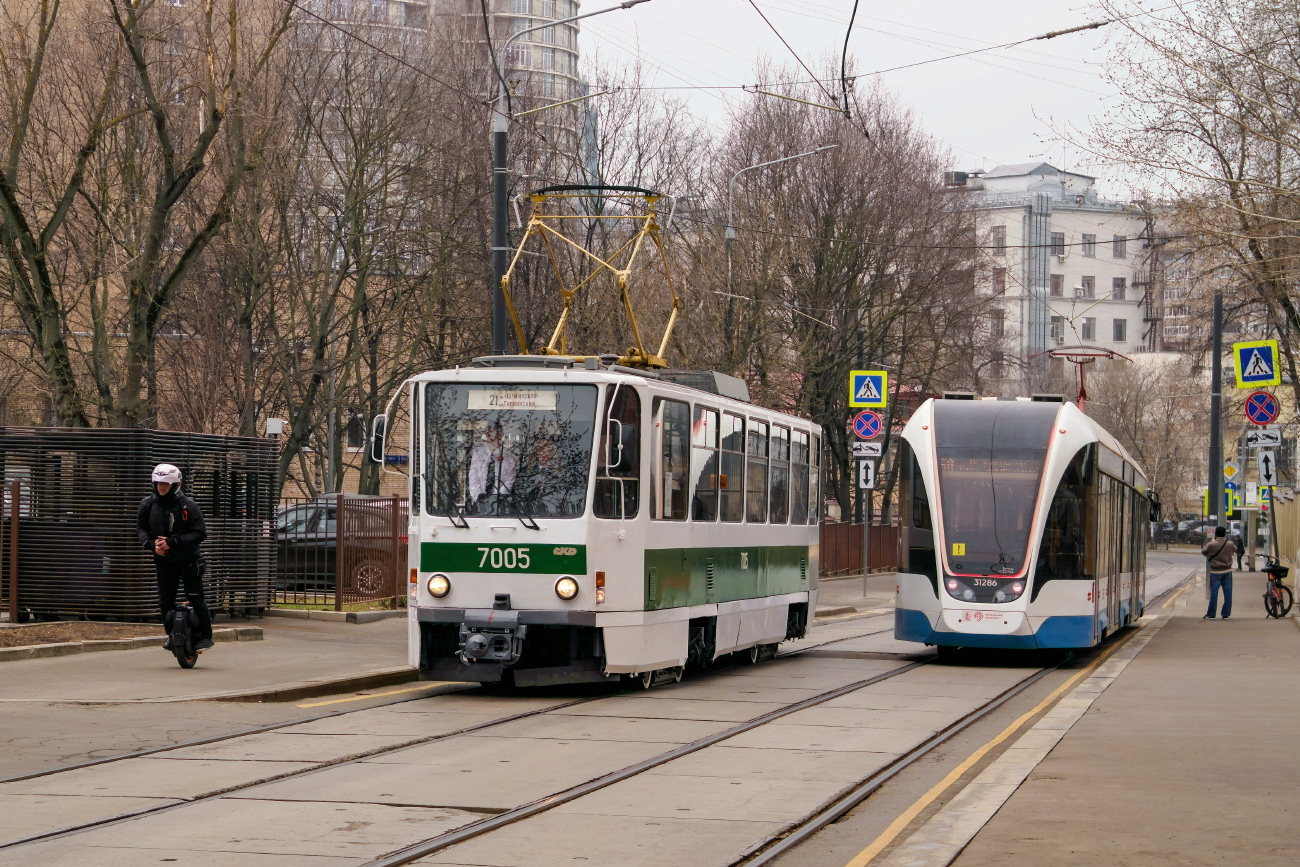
[0,613,900,852]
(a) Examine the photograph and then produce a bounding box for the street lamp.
[723,145,837,355]
[490,0,652,355]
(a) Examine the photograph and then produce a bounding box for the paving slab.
[420,812,788,867]
[642,745,892,784]
[466,712,727,744]
[0,841,364,867]
[237,735,670,811]
[278,708,507,738]
[550,695,788,722]
[632,681,832,703]
[816,691,982,713]
[722,721,921,754]
[0,793,180,846]
[1,757,315,799]
[550,771,842,822]
[779,705,957,730]
[46,796,478,859]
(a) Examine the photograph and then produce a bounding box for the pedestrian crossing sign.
[1234,340,1281,388]
[849,370,888,408]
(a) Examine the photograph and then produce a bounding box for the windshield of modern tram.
[933,401,1059,576]
[423,383,598,518]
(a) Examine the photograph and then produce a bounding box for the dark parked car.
[276,496,404,595]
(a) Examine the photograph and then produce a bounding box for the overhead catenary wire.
[745,0,840,107]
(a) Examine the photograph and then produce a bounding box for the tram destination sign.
[421,542,587,574]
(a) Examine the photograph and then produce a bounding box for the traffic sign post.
[1234,340,1282,388]
[1245,391,1280,426]
[849,370,888,408]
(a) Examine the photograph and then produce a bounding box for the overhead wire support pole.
[1208,291,1224,583]
[490,0,652,355]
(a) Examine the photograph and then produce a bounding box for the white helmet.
[151,463,182,485]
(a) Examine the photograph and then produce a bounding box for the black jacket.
[137,488,207,563]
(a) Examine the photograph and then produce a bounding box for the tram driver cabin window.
[746,420,769,523]
[653,398,690,520]
[594,386,640,519]
[691,407,720,521]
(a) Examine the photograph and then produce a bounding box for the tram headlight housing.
[427,573,451,598]
[554,576,579,601]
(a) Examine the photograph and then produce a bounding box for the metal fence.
[0,428,277,621]
[274,495,408,610]
[819,522,900,576]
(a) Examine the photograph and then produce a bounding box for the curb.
[264,608,406,624]
[815,606,858,618]
[0,626,262,663]
[202,666,420,703]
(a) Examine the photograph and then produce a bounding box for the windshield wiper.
[447,505,470,529]
[510,493,541,530]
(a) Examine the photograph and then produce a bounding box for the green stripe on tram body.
[421,542,588,574]
[644,545,810,610]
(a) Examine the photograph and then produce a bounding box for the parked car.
[276,496,404,595]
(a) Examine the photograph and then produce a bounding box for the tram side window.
[791,430,810,524]
[691,407,720,521]
[654,398,690,520]
[1032,445,1096,598]
[770,426,791,523]
[594,386,641,519]
[809,434,821,524]
[898,440,937,584]
[746,420,769,522]
[720,413,746,522]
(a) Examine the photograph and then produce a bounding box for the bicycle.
[1262,557,1293,619]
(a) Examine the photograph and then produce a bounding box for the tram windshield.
[933,401,1059,576]
[423,383,598,518]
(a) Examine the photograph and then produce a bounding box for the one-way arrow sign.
[1258,449,1279,487]
[1246,428,1282,448]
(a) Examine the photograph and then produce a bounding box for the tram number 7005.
[477,547,531,570]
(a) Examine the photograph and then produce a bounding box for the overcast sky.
[581,0,1119,188]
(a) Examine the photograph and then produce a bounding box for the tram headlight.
[555,576,579,601]
[427,573,451,598]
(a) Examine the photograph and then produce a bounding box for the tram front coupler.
[457,610,527,666]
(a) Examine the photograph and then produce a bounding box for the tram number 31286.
[478,547,531,569]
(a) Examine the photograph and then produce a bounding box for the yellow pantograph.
[499,185,681,369]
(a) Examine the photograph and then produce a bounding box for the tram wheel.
[640,671,654,689]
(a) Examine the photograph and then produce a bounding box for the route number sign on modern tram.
[1234,340,1282,388]
[849,370,888,408]
[852,410,882,439]
[1245,391,1280,426]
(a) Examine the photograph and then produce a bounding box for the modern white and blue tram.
[894,395,1153,651]
[374,356,822,687]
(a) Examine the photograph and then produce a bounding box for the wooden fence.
[819,522,899,576]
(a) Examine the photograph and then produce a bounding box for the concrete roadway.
[0,551,1230,867]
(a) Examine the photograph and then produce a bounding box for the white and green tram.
[373,356,822,687]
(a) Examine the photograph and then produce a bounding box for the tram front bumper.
[416,607,609,686]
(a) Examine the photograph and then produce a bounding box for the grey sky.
[582,0,1116,183]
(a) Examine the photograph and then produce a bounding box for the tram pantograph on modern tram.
[894,395,1155,651]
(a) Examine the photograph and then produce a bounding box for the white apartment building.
[946,162,1153,391]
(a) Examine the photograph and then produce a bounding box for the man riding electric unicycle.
[137,464,212,668]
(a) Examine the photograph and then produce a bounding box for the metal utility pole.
[1207,292,1224,581]
[490,0,651,355]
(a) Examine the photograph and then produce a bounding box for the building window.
[1082,317,1096,340]
[541,46,555,69]
[991,225,1006,255]
[1113,319,1127,342]
[1113,235,1127,258]
[1082,233,1096,257]
[1050,274,1063,297]
[368,0,386,21]
[403,2,427,27]
[991,267,1006,295]
[346,413,365,450]
[990,351,1004,381]
[991,308,1005,339]
[512,0,531,13]
[1050,315,1064,339]
[1050,232,1066,256]
[540,25,555,43]
[1080,276,1095,298]
[1112,277,1126,301]
[542,0,555,16]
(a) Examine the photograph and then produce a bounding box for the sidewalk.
[944,569,1300,866]
[0,614,413,704]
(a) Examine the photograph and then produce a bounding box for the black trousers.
[157,559,212,641]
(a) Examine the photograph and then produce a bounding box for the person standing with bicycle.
[1202,526,1236,620]
[137,464,214,652]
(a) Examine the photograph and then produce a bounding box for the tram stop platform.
[879,569,1300,867]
